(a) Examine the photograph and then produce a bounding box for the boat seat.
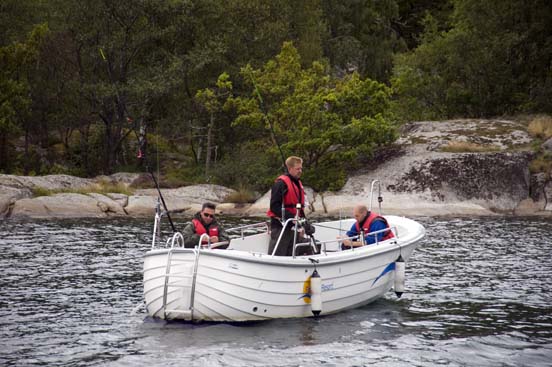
[227,232,271,254]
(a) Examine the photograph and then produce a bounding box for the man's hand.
[210,236,219,243]
[337,235,353,247]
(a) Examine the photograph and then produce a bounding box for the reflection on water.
[0,216,551,366]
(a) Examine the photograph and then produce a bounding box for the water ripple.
[1,216,551,366]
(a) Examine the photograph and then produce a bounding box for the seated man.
[339,204,394,249]
[182,202,229,248]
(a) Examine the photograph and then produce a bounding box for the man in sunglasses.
[182,202,229,249]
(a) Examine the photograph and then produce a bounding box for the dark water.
[1,216,551,366]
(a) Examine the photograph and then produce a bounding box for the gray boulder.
[545,180,552,212]
[13,174,95,191]
[542,137,552,152]
[0,185,33,218]
[87,193,127,215]
[11,193,107,219]
[95,172,150,187]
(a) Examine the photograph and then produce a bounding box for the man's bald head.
[353,205,368,221]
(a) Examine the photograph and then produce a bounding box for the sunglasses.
[202,212,214,218]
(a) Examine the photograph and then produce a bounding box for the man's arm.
[217,226,230,243]
[345,222,358,238]
[365,219,387,244]
[182,222,201,248]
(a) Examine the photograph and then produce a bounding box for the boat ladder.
[161,234,201,320]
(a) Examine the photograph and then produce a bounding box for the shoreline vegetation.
[2,118,551,220]
[2,1,551,220]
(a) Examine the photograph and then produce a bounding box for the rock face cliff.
[1,119,550,219]
[249,119,549,217]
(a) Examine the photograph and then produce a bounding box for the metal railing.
[226,222,269,239]
[369,179,383,214]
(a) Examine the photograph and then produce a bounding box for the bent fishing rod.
[99,48,177,233]
[248,71,288,174]
[249,72,316,247]
[134,118,178,234]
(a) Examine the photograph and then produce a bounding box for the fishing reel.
[297,218,316,236]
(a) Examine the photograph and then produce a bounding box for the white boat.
[143,185,425,322]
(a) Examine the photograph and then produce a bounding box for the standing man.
[267,156,307,256]
[182,202,229,248]
[339,204,394,249]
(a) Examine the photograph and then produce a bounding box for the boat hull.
[143,215,424,322]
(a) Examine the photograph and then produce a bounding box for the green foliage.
[163,165,205,188]
[391,0,552,121]
[229,42,396,191]
[321,0,407,81]
[1,0,550,192]
[209,142,280,192]
[0,23,50,171]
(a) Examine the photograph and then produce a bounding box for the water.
[1,216,551,366]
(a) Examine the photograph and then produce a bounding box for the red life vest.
[355,212,394,241]
[267,174,305,218]
[192,218,219,243]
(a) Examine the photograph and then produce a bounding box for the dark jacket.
[182,212,229,248]
[268,174,305,222]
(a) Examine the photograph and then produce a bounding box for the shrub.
[440,141,501,153]
[527,116,552,140]
[31,182,134,197]
[224,185,258,203]
[31,187,53,197]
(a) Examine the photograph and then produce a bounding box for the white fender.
[310,269,322,316]
[394,255,405,298]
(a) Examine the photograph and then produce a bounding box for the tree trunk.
[0,132,7,171]
[23,128,30,175]
[205,112,214,175]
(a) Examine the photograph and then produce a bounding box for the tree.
[0,24,48,173]
[195,73,233,176]
[229,42,396,191]
[391,0,552,120]
[321,0,406,81]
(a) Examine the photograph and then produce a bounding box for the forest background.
[1,0,551,196]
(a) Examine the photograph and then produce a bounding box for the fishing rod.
[249,71,317,252]
[135,118,178,234]
[248,70,289,224]
[248,70,288,174]
[99,48,177,234]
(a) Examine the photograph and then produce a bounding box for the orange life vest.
[355,212,394,241]
[267,174,305,218]
[192,218,219,243]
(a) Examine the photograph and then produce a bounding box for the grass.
[31,182,134,198]
[224,185,258,204]
[527,115,552,140]
[529,155,552,175]
[409,136,428,145]
[31,187,54,197]
[440,141,501,153]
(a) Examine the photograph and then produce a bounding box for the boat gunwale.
[143,230,424,268]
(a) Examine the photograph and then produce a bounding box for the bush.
[527,116,552,140]
[440,141,501,153]
[529,153,552,176]
[210,143,280,192]
[224,184,258,203]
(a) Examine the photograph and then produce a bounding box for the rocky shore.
[1,119,551,220]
